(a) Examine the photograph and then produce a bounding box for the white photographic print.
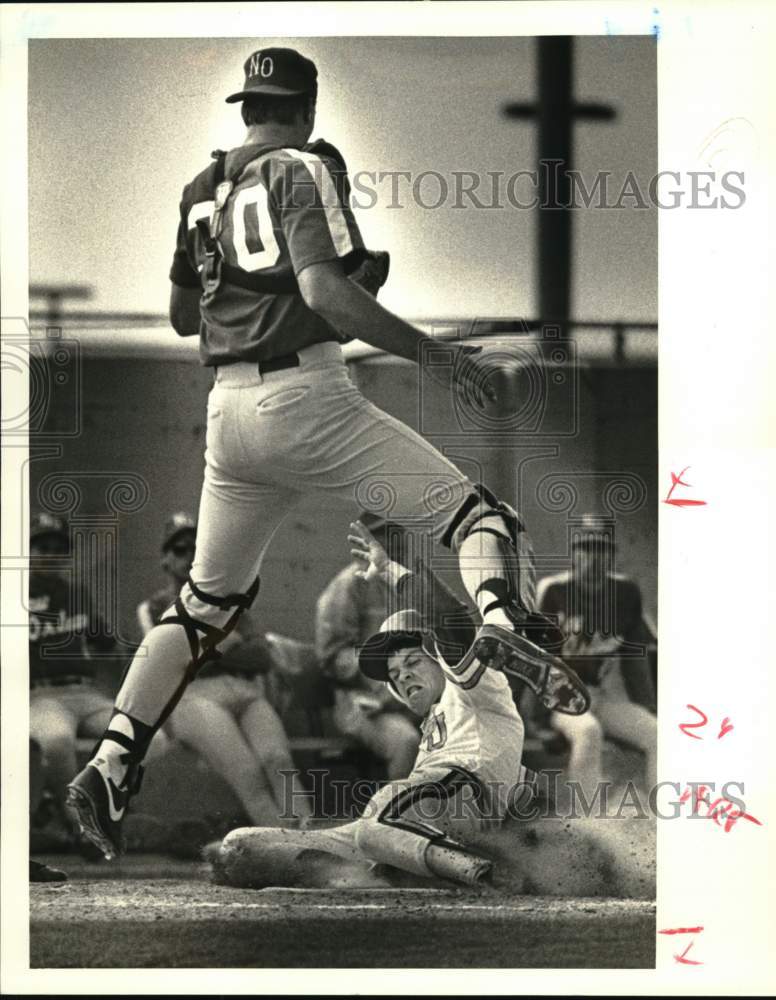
[1,2,773,995]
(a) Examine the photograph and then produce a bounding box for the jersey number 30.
[188,181,280,273]
[231,183,281,271]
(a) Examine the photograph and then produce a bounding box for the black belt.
[258,352,300,375]
[213,352,300,380]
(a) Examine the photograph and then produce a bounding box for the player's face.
[30,532,70,577]
[571,547,605,588]
[387,646,445,715]
[163,531,196,580]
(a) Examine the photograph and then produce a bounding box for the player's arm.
[168,201,203,337]
[618,581,656,711]
[299,263,494,402]
[169,285,201,337]
[277,153,492,397]
[298,261,437,365]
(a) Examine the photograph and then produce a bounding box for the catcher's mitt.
[350,250,390,298]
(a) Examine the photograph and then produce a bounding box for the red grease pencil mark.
[664,466,707,507]
[677,786,764,832]
[679,704,708,739]
[679,706,734,741]
[660,928,704,965]
[675,941,703,965]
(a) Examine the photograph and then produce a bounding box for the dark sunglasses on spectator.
[169,542,195,557]
[31,535,69,556]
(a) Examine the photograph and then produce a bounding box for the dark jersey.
[170,141,367,366]
[537,571,654,686]
[29,571,114,683]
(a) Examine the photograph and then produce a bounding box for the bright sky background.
[29,35,656,322]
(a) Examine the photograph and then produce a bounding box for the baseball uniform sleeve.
[270,152,366,277]
[169,208,203,289]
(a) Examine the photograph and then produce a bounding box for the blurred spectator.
[29,512,168,846]
[138,512,310,827]
[315,516,421,779]
[536,516,657,794]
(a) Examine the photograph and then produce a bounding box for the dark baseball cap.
[226,47,318,102]
[162,512,196,552]
[30,511,68,542]
[571,513,616,549]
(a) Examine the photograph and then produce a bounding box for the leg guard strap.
[158,575,260,663]
[187,574,260,612]
[89,728,146,787]
[442,482,525,551]
[157,597,224,665]
[152,576,260,731]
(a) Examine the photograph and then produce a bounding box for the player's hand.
[348,520,391,584]
[453,345,500,408]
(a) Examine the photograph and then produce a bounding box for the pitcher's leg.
[115,475,297,728]
[302,392,588,714]
[67,471,300,858]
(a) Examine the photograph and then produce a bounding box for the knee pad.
[149,575,260,731]
[158,573,260,671]
[442,483,535,612]
[441,482,523,552]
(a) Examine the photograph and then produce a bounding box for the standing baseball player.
[210,520,538,888]
[67,46,588,860]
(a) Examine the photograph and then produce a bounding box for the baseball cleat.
[474,622,590,715]
[30,859,68,883]
[66,756,142,861]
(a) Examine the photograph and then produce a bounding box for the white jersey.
[411,645,524,814]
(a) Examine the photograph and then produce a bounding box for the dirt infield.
[31,875,656,968]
